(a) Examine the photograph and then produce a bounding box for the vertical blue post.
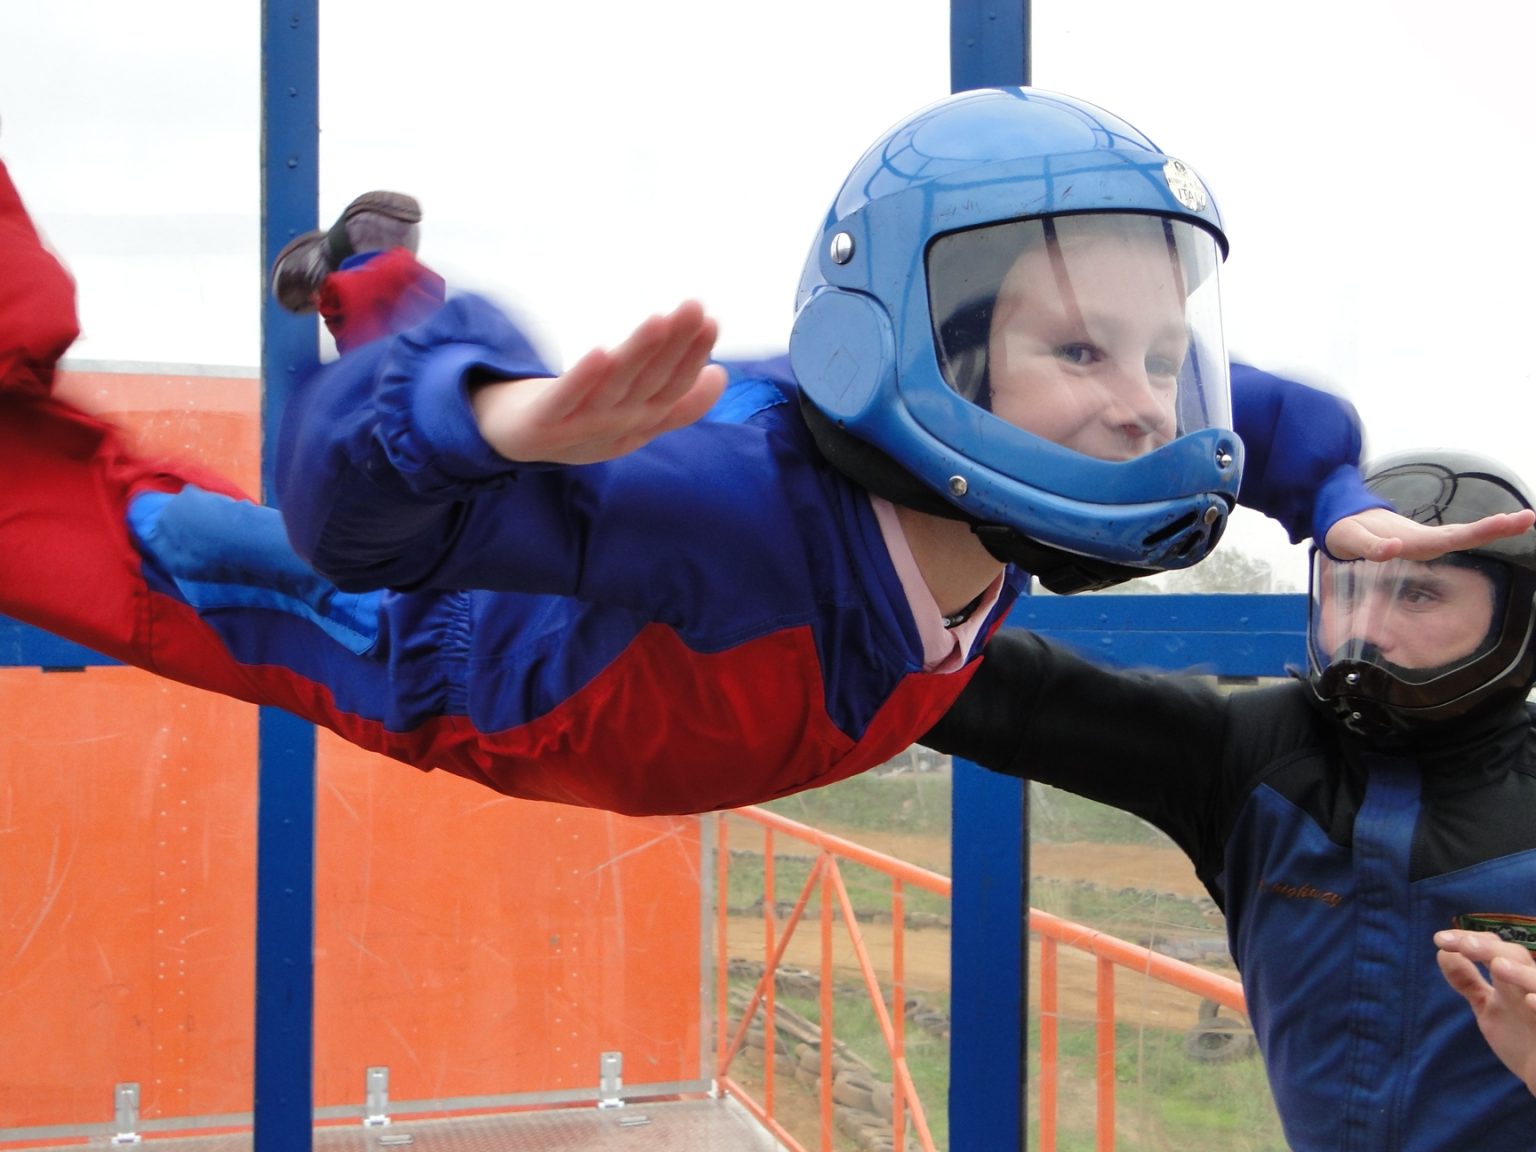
[951,0,1030,94]
[258,3,319,1149]
[948,6,1030,1149]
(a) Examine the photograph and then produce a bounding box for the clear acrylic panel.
[4,1,1535,1148]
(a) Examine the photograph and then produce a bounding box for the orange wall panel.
[313,737,705,1107]
[0,375,709,1132]
[0,668,258,1125]
[54,370,262,499]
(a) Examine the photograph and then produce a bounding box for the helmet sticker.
[1163,159,1209,212]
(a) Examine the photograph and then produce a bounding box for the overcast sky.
[2,0,1531,582]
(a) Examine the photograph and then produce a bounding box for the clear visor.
[927,214,1228,464]
[1308,552,1509,686]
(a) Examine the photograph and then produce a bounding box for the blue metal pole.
[947,4,1030,1147]
[258,3,319,1148]
[951,0,1030,94]
[949,759,1028,1150]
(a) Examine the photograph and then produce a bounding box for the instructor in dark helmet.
[924,449,1536,1151]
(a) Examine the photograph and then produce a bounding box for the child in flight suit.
[2,88,1515,816]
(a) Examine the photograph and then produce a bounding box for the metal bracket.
[364,1066,391,1127]
[597,1050,624,1108]
[110,1083,142,1145]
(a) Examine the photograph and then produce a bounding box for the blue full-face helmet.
[790,87,1241,593]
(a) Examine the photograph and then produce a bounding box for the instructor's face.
[1315,556,1496,670]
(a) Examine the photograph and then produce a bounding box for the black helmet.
[1307,450,1536,737]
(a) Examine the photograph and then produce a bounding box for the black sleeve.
[923,627,1234,879]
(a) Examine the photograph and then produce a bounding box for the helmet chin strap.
[798,391,1163,595]
[969,524,1154,594]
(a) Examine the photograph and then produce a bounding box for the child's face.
[1314,556,1498,672]
[986,225,1189,462]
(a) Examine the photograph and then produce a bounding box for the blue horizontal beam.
[0,618,117,668]
[5,595,1310,677]
[1012,592,1309,676]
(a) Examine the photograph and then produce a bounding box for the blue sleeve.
[1229,361,1389,552]
[276,293,563,589]
[718,353,796,387]
[274,296,820,624]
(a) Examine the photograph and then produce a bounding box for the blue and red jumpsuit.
[0,158,1380,815]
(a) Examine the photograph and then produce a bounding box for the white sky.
[2,0,1532,584]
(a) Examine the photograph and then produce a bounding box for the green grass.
[1031,1019,1286,1152]
[1029,784,1171,846]
[761,767,953,837]
[724,847,953,922]
[760,766,1169,848]
[1030,875,1216,935]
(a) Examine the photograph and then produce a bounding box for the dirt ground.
[726,830,1232,1033]
[1031,840,1211,901]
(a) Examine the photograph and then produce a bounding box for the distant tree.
[1150,547,1295,594]
[1073,547,1296,596]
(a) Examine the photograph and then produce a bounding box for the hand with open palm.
[470,300,728,466]
[1325,505,1536,563]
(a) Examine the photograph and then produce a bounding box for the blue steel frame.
[257,4,320,1148]
[0,3,1314,1148]
[947,6,1033,1150]
[951,592,1309,1149]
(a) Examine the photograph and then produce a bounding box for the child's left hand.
[470,300,727,466]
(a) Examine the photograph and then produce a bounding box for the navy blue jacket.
[925,630,1536,1150]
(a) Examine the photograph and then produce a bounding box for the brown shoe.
[270,191,422,314]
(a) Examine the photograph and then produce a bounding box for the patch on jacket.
[1453,912,1536,952]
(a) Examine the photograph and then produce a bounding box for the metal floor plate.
[76,1099,786,1152]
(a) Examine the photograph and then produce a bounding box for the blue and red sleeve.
[1229,361,1389,552]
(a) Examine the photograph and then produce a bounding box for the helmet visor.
[1309,552,1509,691]
[927,213,1228,463]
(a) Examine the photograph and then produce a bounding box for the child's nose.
[1107,363,1174,436]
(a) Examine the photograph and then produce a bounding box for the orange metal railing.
[715,805,1247,1152]
[1029,909,1247,1152]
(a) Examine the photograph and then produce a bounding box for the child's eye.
[1056,343,1100,367]
[1146,355,1181,381]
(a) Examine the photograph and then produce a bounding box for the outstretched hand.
[471,301,728,465]
[1435,929,1536,1096]
[1324,506,1536,563]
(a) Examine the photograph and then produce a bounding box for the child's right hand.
[469,301,727,466]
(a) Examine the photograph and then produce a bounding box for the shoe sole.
[270,191,423,314]
[340,191,421,228]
